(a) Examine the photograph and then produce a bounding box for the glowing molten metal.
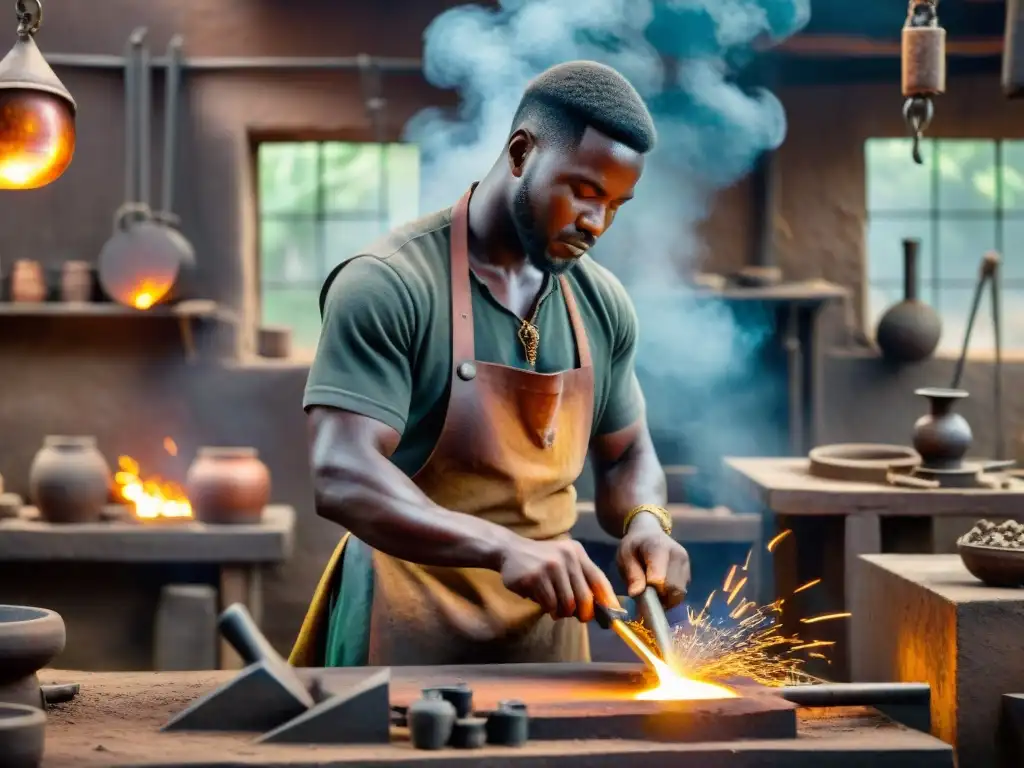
[114,439,191,521]
[0,91,74,189]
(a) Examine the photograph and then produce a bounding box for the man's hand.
[500,538,619,622]
[617,512,690,608]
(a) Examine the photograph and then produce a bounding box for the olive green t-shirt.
[303,206,643,477]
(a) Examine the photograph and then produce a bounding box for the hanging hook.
[903,96,933,165]
[15,0,41,38]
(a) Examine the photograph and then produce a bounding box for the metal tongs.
[595,586,677,671]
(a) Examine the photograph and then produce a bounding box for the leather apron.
[290,186,595,666]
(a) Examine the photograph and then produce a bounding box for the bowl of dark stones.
[958,520,1024,587]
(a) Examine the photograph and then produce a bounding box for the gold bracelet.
[623,504,672,537]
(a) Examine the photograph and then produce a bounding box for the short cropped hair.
[509,61,657,154]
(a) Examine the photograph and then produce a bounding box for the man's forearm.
[592,430,667,539]
[313,451,517,570]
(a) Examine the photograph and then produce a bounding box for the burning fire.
[114,438,192,521]
[130,279,173,310]
[628,528,851,699]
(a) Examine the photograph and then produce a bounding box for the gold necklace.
[517,302,541,367]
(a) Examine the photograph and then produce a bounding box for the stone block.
[154,584,218,671]
[851,554,1024,768]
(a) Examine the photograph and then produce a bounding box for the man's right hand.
[499,538,619,622]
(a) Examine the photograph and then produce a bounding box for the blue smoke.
[405,0,812,489]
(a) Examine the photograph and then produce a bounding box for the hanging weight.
[902,4,946,97]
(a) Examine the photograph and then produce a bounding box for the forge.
[314,662,798,743]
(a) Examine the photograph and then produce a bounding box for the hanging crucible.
[0,0,75,189]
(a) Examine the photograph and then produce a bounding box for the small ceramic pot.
[60,261,93,303]
[912,388,972,469]
[185,447,270,524]
[408,690,457,750]
[29,436,111,524]
[0,704,45,768]
[9,260,45,304]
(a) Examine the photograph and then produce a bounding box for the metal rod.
[161,35,184,214]
[610,620,660,674]
[37,52,424,73]
[123,32,138,203]
[992,258,1005,459]
[785,305,804,454]
[637,587,675,664]
[779,682,930,708]
[136,31,151,209]
[950,256,994,389]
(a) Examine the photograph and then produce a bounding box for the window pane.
[997,219,1024,281]
[1002,288,1024,349]
[936,140,997,212]
[258,143,319,214]
[385,144,421,224]
[865,138,933,211]
[259,217,319,286]
[261,286,322,353]
[934,287,995,355]
[1001,141,1024,210]
[322,142,386,213]
[865,217,934,287]
[321,218,390,269]
[937,218,997,282]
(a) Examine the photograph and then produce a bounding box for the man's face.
[510,126,644,275]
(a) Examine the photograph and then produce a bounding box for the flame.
[114,442,191,521]
[629,634,737,701]
[129,280,173,310]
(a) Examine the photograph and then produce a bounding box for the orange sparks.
[790,640,836,651]
[163,437,178,456]
[726,576,748,605]
[800,612,852,625]
[766,529,792,553]
[743,548,753,571]
[793,578,821,594]
[723,565,738,592]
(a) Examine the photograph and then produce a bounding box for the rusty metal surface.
[312,663,798,743]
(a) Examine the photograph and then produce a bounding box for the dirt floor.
[37,669,954,767]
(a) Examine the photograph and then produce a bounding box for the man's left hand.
[616,511,690,608]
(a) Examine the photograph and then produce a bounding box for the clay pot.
[29,436,111,524]
[59,260,93,303]
[9,260,45,304]
[0,704,45,768]
[185,447,270,524]
[912,387,972,469]
[0,606,66,710]
[875,239,942,364]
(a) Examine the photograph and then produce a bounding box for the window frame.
[864,137,1024,357]
[251,131,420,359]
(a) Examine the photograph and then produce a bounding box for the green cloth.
[305,204,644,666]
[324,538,373,667]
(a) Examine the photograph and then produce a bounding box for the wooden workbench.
[38,668,953,767]
[722,457,1024,681]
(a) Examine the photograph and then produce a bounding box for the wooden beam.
[775,34,1003,58]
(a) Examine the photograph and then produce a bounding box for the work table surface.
[38,668,953,767]
[724,457,1024,516]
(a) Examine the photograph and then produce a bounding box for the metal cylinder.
[780,682,930,708]
[902,25,946,96]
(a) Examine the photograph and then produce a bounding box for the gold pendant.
[517,320,539,367]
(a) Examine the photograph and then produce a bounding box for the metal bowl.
[0,703,45,768]
[957,541,1024,587]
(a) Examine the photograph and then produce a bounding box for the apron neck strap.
[449,185,592,369]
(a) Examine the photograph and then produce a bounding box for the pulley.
[901,1,945,164]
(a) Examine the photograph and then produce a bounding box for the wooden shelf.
[0,299,222,319]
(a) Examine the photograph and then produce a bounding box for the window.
[257,141,421,353]
[865,138,1024,353]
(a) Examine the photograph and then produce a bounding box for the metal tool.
[594,587,677,669]
[636,587,677,665]
[594,600,658,671]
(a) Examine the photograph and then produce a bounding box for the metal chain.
[15,0,41,37]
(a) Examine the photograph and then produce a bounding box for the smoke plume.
[405,0,812,499]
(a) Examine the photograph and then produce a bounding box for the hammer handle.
[218,602,280,666]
